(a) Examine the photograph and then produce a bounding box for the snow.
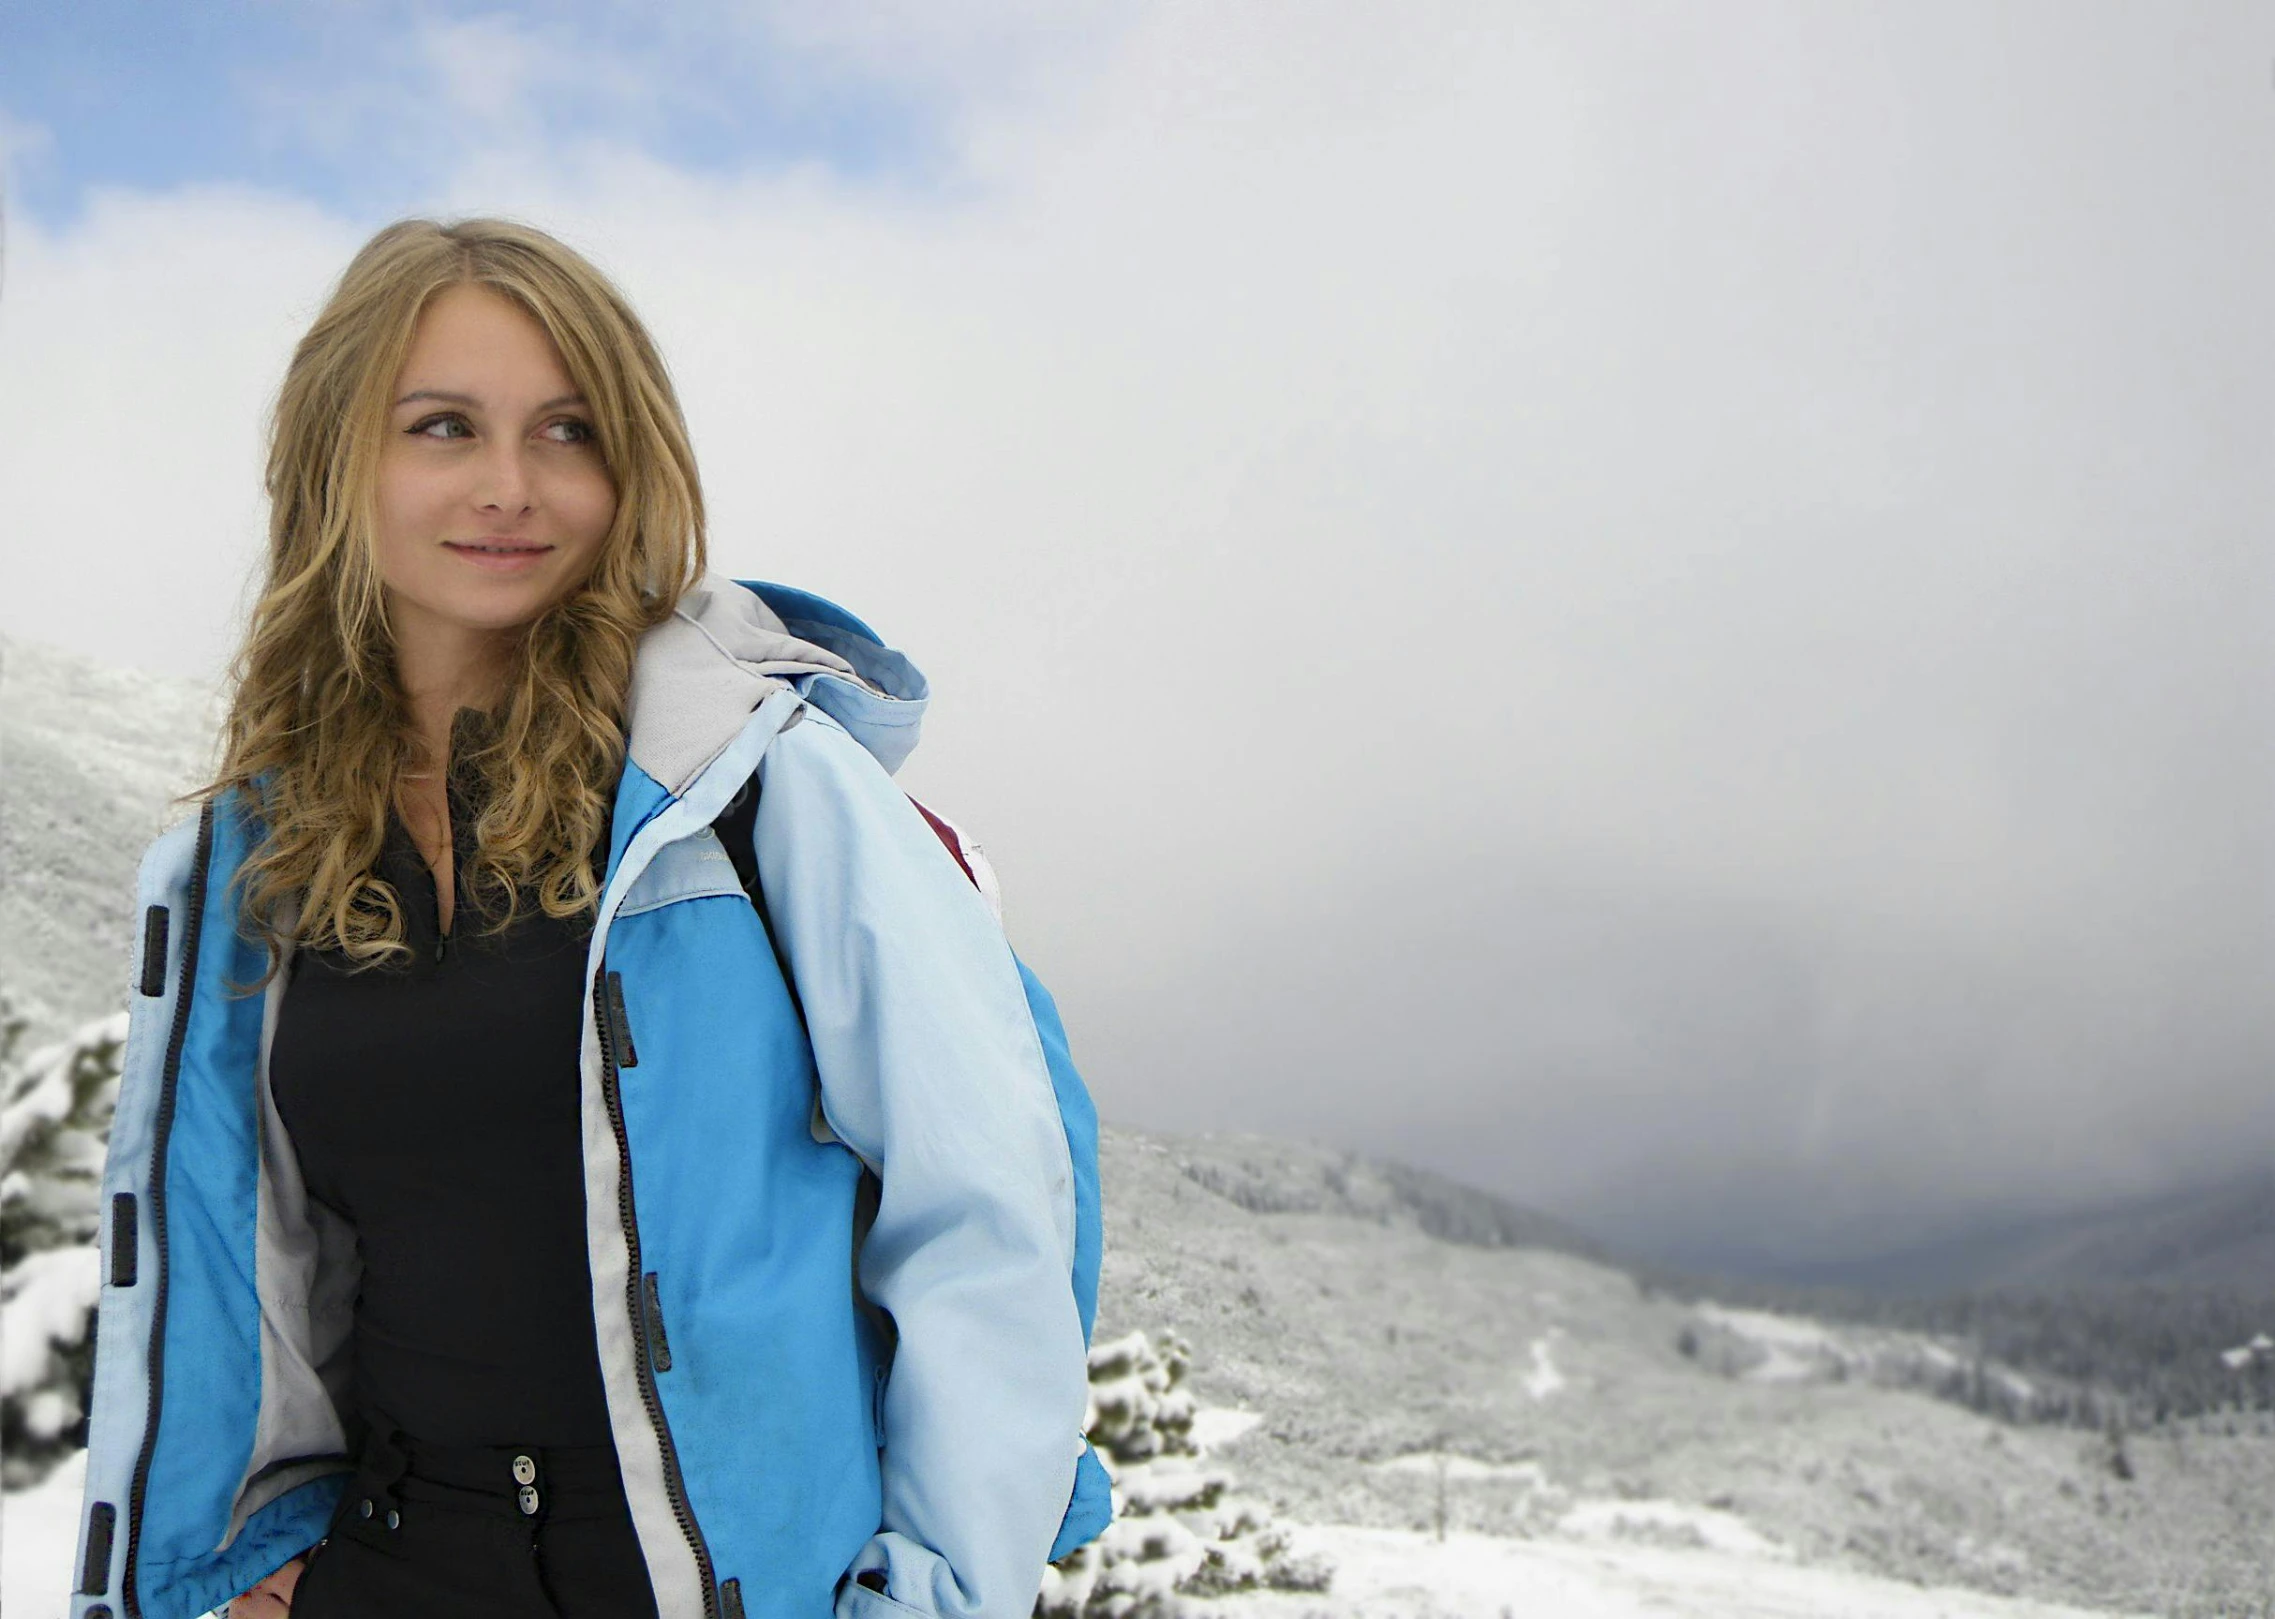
[1993,1367,2036,1403]
[1,637,219,1047]
[1199,1521,2151,1619]
[1693,1304,1835,1352]
[0,1043,75,1167]
[1556,1497,1785,1558]
[1190,1405,1266,1450]
[1687,1300,2016,1398]
[1953,1535,2033,1579]
[0,1245,100,1397]
[1102,1131,2275,1610]
[1694,1302,1837,1383]
[4,1450,89,1619]
[2219,1332,2273,1370]
[1372,1452,1549,1486]
[1522,1333,1565,1399]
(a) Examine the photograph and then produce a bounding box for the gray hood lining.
[624,573,880,798]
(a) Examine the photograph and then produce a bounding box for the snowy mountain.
[1092,1126,2275,1616]
[0,635,220,1046]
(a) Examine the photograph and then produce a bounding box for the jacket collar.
[623,573,930,797]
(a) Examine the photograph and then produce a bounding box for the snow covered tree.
[2220,1332,2275,1412]
[1035,1328,1331,1618]
[1,997,125,1487]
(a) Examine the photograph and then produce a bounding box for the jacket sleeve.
[752,706,1088,1619]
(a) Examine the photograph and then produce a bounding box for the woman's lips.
[443,541,554,573]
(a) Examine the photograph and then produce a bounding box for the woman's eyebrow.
[393,388,588,411]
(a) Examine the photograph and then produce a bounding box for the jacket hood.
[623,572,930,797]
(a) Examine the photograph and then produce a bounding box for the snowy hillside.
[6,1061,2271,1615]
[0,635,220,1045]
[1095,1127,2275,1616]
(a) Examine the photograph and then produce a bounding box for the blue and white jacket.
[71,576,1113,1619]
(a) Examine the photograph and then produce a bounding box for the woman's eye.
[546,418,597,445]
[409,414,471,440]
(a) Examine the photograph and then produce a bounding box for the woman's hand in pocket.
[227,1554,308,1616]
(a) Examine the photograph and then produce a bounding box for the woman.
[69,218,1110,1619]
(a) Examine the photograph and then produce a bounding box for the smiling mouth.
[446,541,554,555]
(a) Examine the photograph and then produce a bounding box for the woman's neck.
[382,605,515,943]
[392,618,513,778]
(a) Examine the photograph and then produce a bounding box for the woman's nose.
[474,441,535,513]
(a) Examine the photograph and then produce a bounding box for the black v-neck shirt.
[270,748,618,1446]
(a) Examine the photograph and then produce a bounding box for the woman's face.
[373,282,618,659]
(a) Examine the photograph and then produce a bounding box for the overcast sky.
[3,2,2268,1270]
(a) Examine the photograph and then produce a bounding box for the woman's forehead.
[394,283,578,403]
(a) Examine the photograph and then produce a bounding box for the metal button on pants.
[289,1411,659,1619]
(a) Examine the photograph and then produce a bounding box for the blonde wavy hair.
[191,216,706,987]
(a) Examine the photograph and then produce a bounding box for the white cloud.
[2,1,2269,1259]
[0,184,361,681]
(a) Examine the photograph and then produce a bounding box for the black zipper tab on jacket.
[109,1194,137,1288]
[80,1501,115,1594]
[138,907,168,998]
[642,1271,673,1372]
[605,970,638,1067]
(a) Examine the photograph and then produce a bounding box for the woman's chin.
[387,574,580,640]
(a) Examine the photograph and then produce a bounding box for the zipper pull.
[605,971,638,1067]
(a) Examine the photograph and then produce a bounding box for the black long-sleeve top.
[270,742,618,1446]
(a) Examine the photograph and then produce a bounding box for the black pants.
[290,1412,660,1619]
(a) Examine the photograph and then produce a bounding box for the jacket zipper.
[122,799,216,1618]
[595,958,718,1618]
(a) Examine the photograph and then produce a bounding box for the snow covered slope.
[1096,1127,2275,1616]
[1,635,220,1043]
[5,1130,2267,1616]
[1226,1522,2146,1619]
